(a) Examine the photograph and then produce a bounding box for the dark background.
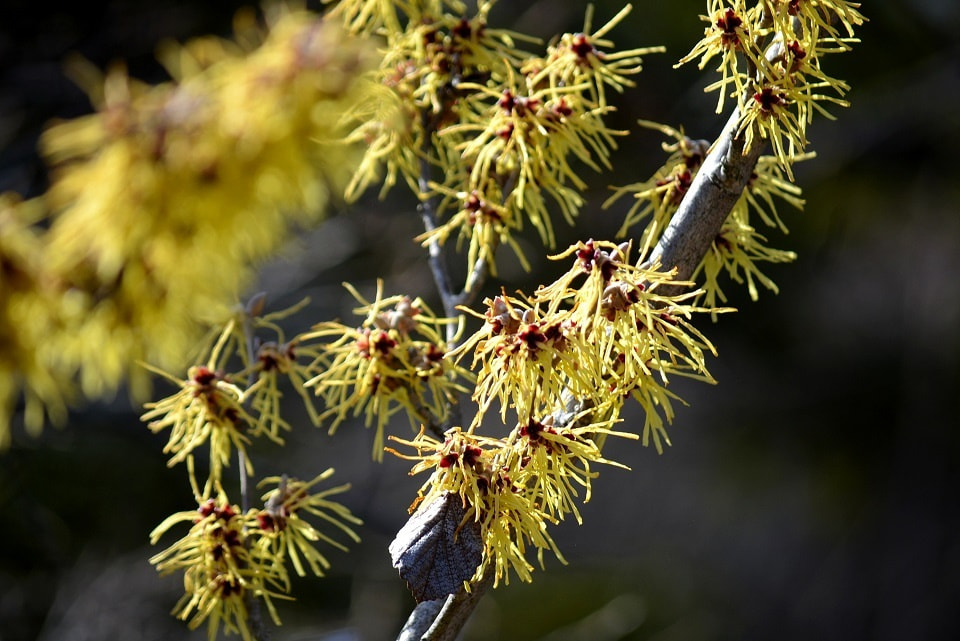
[1,1,959,640]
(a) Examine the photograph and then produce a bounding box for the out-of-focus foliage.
[0,8,376,445]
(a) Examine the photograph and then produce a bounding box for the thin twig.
[417,110,460,331]
[450,253,491,310]
[238,448,268,640]
[239,296,268,640]
[414,111,466,436]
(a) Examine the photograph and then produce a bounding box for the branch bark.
[397,566,494,641]
[649,105,764,292]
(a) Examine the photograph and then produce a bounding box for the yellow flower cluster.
[341,0,662,269]
[0,9,375,445]
[253,472,362,582]
[387,239,725,587]
[150,472,359,641]
[142,297,328,498]
[303,281,472,458]
[693,154,815,312]
[386,237,724,588]
[151,495,281,641]
[390,417,633,587]
[608,123,810,316]
[456,239,723,450]
[677,0,864,171]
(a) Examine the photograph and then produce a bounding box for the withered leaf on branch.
[389,491,483,602]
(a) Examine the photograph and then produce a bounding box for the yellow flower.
[609,121,811,313]
[676,0,765,114]
[741,153,810,232]
[692,153,813,314]
[141,321,256,498]
[253,470,362,582]
[416,182,530,277]
[150,492,288,641]
[454,239,725,451]
[677,0,863,169]
[605,121,710,244]
[235,297,330,441]
[452,291,607,428]
[389,427,561,586]
[304,282,471,458]
[343,1,540,201]
[767,0,865,46]
[511,413,635,525]
[345,1,660,268]
[737,74,846,173]
[548,241,726,451]
[527,4,664,110]
[439,57,637,251]
[696,215,797,314]
[390,412,635,587]
[152,473,360,638]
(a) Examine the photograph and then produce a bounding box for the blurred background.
[1,1,958,640]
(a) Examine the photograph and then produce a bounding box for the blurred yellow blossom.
[34,9,375,408]
[0,195,69,446]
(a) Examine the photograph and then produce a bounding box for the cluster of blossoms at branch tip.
[150,471,359,641]
[677,0,864,172]
[342,0,663,272]
[303,281,472,459]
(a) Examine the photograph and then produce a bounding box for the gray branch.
[397,567,494,641]
[649,104,764,293]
